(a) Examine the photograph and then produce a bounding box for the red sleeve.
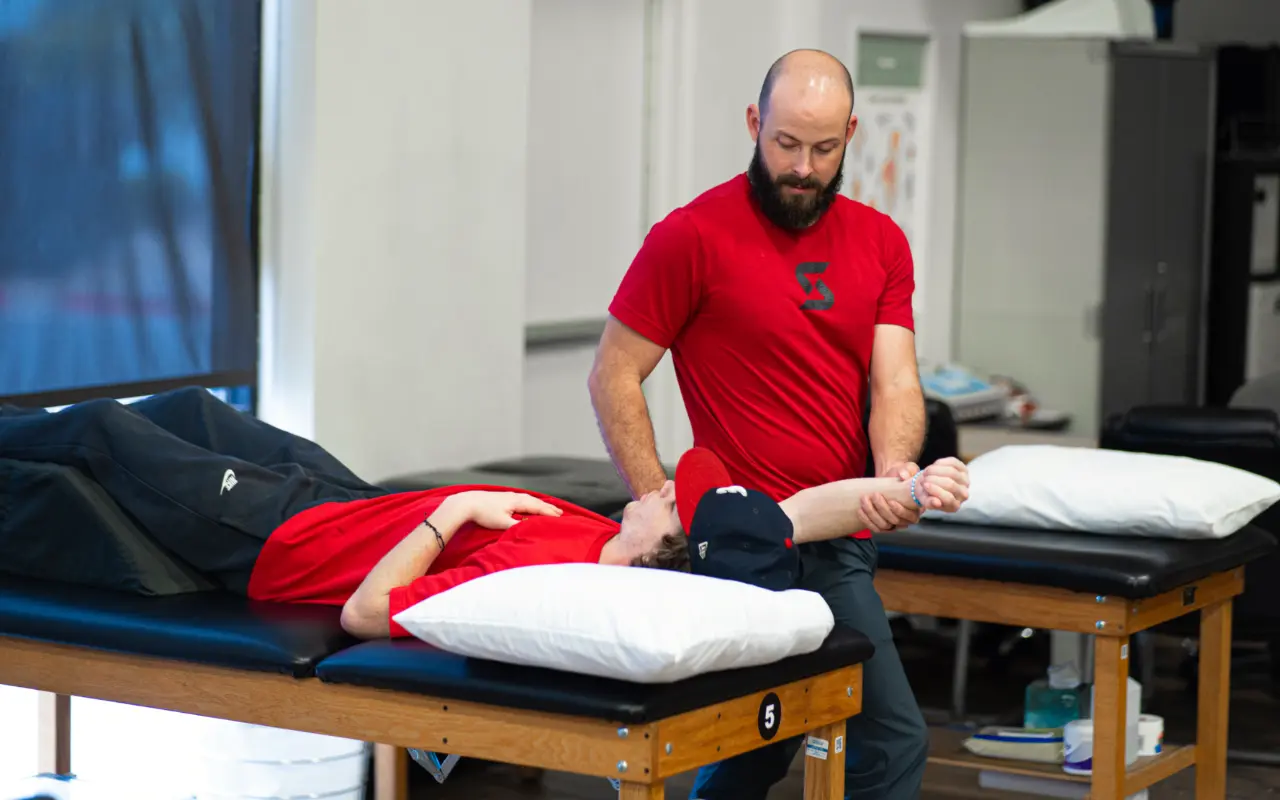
[387,563,489,638]
[876,216,916,332]
[607,210,704,348]
[385,518,618,638]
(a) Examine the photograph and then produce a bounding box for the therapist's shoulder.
[834,197,909,251]
[652,174,754,238]
[687,173,755,222]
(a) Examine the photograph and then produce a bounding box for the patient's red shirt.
[247,485,620,637]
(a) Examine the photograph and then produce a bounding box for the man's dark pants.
[0,387,385,591]
[689,536,929,800]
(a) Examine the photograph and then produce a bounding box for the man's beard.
[747,143,844,230]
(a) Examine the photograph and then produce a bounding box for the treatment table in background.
[876,519,1276,800]
[0,575,872,800]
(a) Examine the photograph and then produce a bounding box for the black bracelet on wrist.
[423,517,445,550]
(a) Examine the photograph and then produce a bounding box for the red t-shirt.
[609,174,915,537]
[246,485,620,637]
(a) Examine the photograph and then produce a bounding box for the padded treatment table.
[0,576,872,800]
[874,519,1278,800]
[381,455,643,518]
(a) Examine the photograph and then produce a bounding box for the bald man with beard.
[590,50,930,799]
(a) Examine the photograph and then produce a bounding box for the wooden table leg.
[618,781,664,798]
[373,743,409,800]
[804,720,846,800]
[1091,635,1130,800]
[1196,599,1232,798]
[36,692,71,776]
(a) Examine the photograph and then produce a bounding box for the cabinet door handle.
[1151,284,1165,342]
[1143,283,1154,344]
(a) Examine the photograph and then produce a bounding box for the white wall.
[524,0,648,328]
[522,0,650,459]
[524,346,609,456]
[258,0,532,482]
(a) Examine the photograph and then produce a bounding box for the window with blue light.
[0,0,262,412]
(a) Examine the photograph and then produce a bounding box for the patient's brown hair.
[631,531,691,572]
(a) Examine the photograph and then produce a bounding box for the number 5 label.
[757,692,782,740]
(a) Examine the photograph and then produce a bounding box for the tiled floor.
[407,621,1280,798]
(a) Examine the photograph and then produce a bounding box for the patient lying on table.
[0,388,969,639]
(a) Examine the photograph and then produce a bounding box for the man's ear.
[846,115,858,144]
[746,104,762,142]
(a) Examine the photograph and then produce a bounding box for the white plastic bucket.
[186,720,369,800]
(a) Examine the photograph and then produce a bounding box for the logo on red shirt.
[795,261,834,311]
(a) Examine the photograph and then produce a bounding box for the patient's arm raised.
[781,458,968,545]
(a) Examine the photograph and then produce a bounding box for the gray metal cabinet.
[953,38,1214,436]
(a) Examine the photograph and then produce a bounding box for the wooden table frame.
[876,565,1242,799]
[5,635,864,800]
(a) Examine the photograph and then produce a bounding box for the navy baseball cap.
[674,447,801,591]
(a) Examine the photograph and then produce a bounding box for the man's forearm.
[589,369,669,498]
[868,383,926,475]
[341,498,470,638]
[782,476,915,544]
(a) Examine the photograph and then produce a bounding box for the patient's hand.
[449,491,564,530]
[861,461,923,533]
[916,458,970,513]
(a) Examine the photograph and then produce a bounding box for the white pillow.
[924,444,1280,539]
[392,563,835,683]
